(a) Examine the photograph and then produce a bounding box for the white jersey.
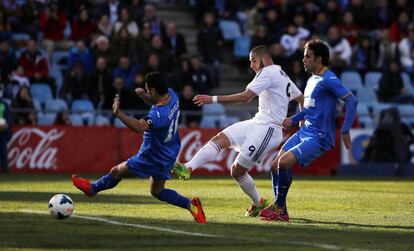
[246,65,302,125]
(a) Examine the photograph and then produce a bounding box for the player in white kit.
[174,45,304,216]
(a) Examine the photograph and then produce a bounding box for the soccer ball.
[48,194,74,219]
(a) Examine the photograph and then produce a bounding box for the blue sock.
[276,168,292,209]
[91,173,120,194]
[271,169,279,201]
[158,189,191,209]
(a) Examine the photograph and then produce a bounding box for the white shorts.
[222,119,282,168]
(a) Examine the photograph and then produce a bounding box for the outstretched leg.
[150,177,206,224]
[72,161,133,196]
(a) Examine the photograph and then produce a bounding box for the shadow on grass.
[292,217,414,230]
[0,211,413,251]
[0,191,162,205]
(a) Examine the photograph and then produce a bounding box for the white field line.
[19,210,381,251]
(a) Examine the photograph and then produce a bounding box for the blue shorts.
[126,154,174,180]
[281,129,332,167]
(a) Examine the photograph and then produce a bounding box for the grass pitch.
[0,174,413,251]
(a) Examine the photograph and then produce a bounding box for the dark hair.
[305,39,330,66]
[145,71,168,95]
[250,45,271,57]
[305,39,329,66]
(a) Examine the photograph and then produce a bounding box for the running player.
[174,45,304,217]
[259,39,358,221]
[72,72,206,224]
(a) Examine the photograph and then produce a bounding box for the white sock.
[235,172,261,206]
[186,141,221,171]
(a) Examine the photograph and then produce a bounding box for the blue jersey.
[301,69,350,147]
[137,88,181,168]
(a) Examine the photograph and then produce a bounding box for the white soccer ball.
[48,194,74,219]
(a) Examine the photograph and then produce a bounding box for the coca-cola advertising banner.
[7,126,340,175]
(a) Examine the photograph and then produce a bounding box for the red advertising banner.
[7,126,340,175]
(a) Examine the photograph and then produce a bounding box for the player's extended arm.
[292,94,305,127]
[113,94,149,133]
[193,89,256,106]
[341,92,358,150]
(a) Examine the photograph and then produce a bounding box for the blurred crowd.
[0,0,414,128]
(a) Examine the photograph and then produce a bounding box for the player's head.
[303,39,330,74]
[145,71,168,99]
[249,45,273,73]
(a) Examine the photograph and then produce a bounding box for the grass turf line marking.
[19,210,381,251]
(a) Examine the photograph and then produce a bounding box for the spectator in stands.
[54,111,71,125]
[280,23,309,57]
[113,56,138,90]
[8,0,40,38]
[19,40,56,95]
[262,9,283,43]
[142,4,166,37]
[179,84,201,128]
[142,53,161,75]
[302,1,319,25]
[398,24,414,75]
[103,77,135,110]
[2,0,20,32]
[269,42,289,71]
[96,0,124,26]
[288,60,307,93]
[96,14,113,37]
[92,35,112,67]
[114,7,139,38]
[336,11,360,46]
[40,2,73,61]
[135,22,153,65]
[189,55,212,94]
[389,11,410,43]
[110,26,136,65]
[292,13,310,41]
[10,65,30,99]
[149,35,173,72]
[0,39,18,83]
[0,83,12,174]
[352,35,377,76]
[326,26,352,74]
[378,61,405,103]
[88,57,112,108]
[246,1,267,35]
[68,40,94,74]
[70,8,96,44]
[376,28,398,71]
[196,12,223,88]
[375,0,393,28]
[311,12,330,38]
[62,62,89,104]
[250,25,269,50]
[130,0,145,26]
[168,56,192,92]
[12,86,36,125]
[346,0,376,30]
[163,22,187,60]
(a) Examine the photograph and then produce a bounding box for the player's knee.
[110,166,121,179]
[278,155,293,169]
[150,187,162,198]
[231,164,247,179]
[271,156,280,171]
[211,133,230,149]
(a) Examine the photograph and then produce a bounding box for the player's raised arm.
[113,94,149,133]
[193,90,256,106]
[340,92,358,150]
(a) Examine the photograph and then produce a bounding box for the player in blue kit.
[72,72,206,224]
[259,39,358,221]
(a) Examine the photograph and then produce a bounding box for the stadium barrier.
[7,126,340,175]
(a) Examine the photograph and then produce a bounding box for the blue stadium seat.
[340,71,364,91]
[30,84,53,105]
[49,66,63,96]
[114,117,126,128]
[233,36,251,58]
[219,20,241,41]
[37,113,56,126]
[95,114,111,126]
[202,103,225,116]
[398,104,414,117]
[358,116,374,128]
[200,116,220,128]
[401,72,414,94]
[71,99,94,113]
[364,71,382,91]
[52,51,70,72]
[45,99,68,113]
[357,87,378,105]
[69,114,84,126]
[221,115,240,127]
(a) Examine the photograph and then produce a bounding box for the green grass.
[0,174,413,251]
